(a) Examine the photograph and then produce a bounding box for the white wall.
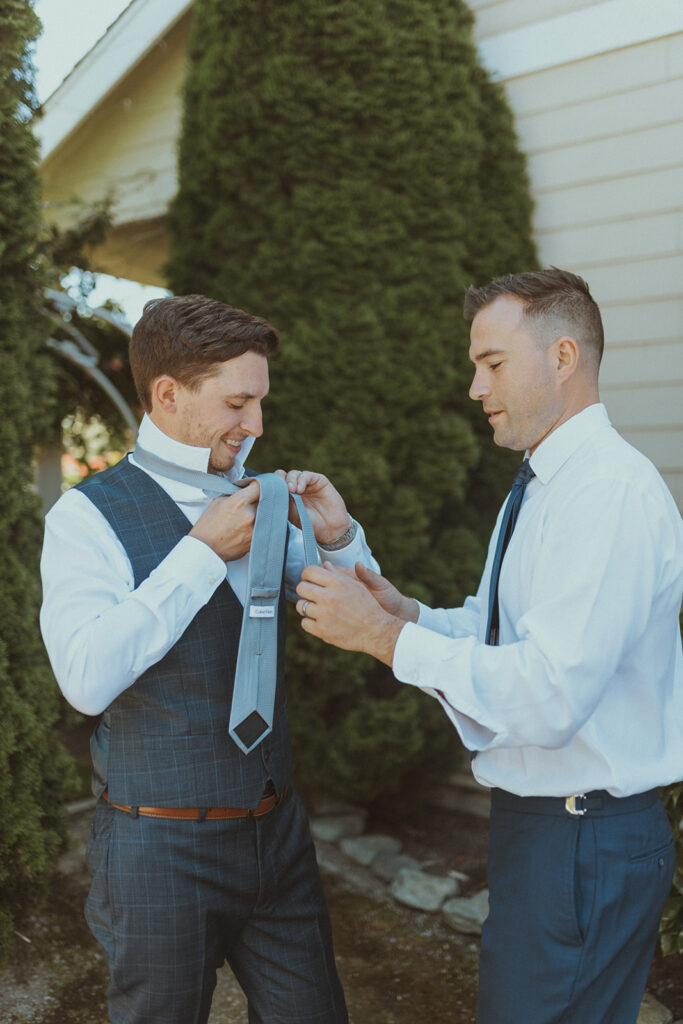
[472,0,683,506]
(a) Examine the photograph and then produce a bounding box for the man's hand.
[295,562,406,666]
[189,480,260,561]
[276,470,351,545]
[353,563,420,623]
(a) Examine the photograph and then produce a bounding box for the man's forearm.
[362,613,407,667]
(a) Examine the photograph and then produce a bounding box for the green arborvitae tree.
[167,0,538,807]
[0,0,78,965]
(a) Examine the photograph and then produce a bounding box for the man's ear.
[553,335,580,382]
[151,375,181,413]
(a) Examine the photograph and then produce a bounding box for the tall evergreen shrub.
[0,0,77,964]
[167,0,538,804]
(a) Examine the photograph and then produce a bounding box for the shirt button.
[264,752,271,762]
[208,576,217,586]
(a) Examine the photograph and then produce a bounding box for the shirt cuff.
[415,601,448,632]
[160,535,227,601]
[392,621,498,751]
[317,520,365,565]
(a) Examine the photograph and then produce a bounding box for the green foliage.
[167,0,538,806]
[45,299,139,451]
[659,784,683,956]
[0,0,79,967]
[37,200,139,447]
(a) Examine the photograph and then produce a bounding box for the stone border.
[310,810,489,937]
[309,808,680,1024]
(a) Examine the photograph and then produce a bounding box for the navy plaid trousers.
[86,787,348,1024]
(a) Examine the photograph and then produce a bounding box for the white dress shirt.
[393,403,683,797]
[40,415,379,716]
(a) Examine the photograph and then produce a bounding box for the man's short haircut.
[130,294,280,411]
[463,267,604,367]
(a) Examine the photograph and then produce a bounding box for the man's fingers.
[355,562,383,583]
[332,564,358,580]
[296,597,318,619]
[300,614,321,637]
[277,469,326,494]
[232,479,260,504]
[296,579,328,604]
[300,563,336,585]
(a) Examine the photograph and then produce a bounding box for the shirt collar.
[528,403,610,485]
[134,414,255,501]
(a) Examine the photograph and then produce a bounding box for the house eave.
[36,0,193,163]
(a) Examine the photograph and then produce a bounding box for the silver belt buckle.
[565,794,586,816]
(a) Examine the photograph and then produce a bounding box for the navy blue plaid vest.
[78,456,292,809]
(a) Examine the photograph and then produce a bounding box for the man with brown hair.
[296,268,683,1023]
[41,294,376,1024]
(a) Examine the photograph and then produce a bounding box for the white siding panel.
[602,383,683,429]
[620,429,683,472]
[503,38,671,116]
[601,340,683,387]
[537,213,683,269]
[112,167,178,223]
[575,254,683,305]
[473,0,597,39]
[601,300,683,345]
[516,79,683,154]
[528,122,682,191]
[668,32,683,76]
[476,0,683,81]
[533,167,683,231]
[662,471,683,507]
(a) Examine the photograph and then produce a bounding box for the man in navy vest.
[41,294,378,1024]
[295,269,683,1024]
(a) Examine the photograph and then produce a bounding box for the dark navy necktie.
[485,459,535,646]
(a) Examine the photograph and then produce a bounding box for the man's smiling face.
[172,350,270,473]
[468,295,564,454]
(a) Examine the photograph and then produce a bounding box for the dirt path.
[0,806,478,1024]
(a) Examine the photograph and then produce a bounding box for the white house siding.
[40,14,190,282]
[471,0,683,507]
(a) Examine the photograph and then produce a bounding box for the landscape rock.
[372,851,423,882]
[309,797,364,817]
[390,868,459,912]
[442,889,489,935]
[637,992,673,1024]
[309,811,367,842]
[340,834,402,867]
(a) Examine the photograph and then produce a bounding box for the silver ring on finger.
[301,600,310,618]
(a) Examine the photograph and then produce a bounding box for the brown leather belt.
[102,786,287,820]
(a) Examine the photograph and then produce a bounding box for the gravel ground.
[0,804,478,1024]
[1,788,677,1023]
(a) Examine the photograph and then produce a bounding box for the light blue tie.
[133,445,320,754]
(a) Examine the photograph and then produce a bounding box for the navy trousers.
[85,787,348,1024]
[477,788,675,1024]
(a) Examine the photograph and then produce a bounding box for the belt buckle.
[565,794,586,816]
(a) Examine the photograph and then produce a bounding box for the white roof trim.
[478,0,683,81]
[38,0,683,161]
[37,0,193,161]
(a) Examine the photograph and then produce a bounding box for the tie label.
[250,606,275,618]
